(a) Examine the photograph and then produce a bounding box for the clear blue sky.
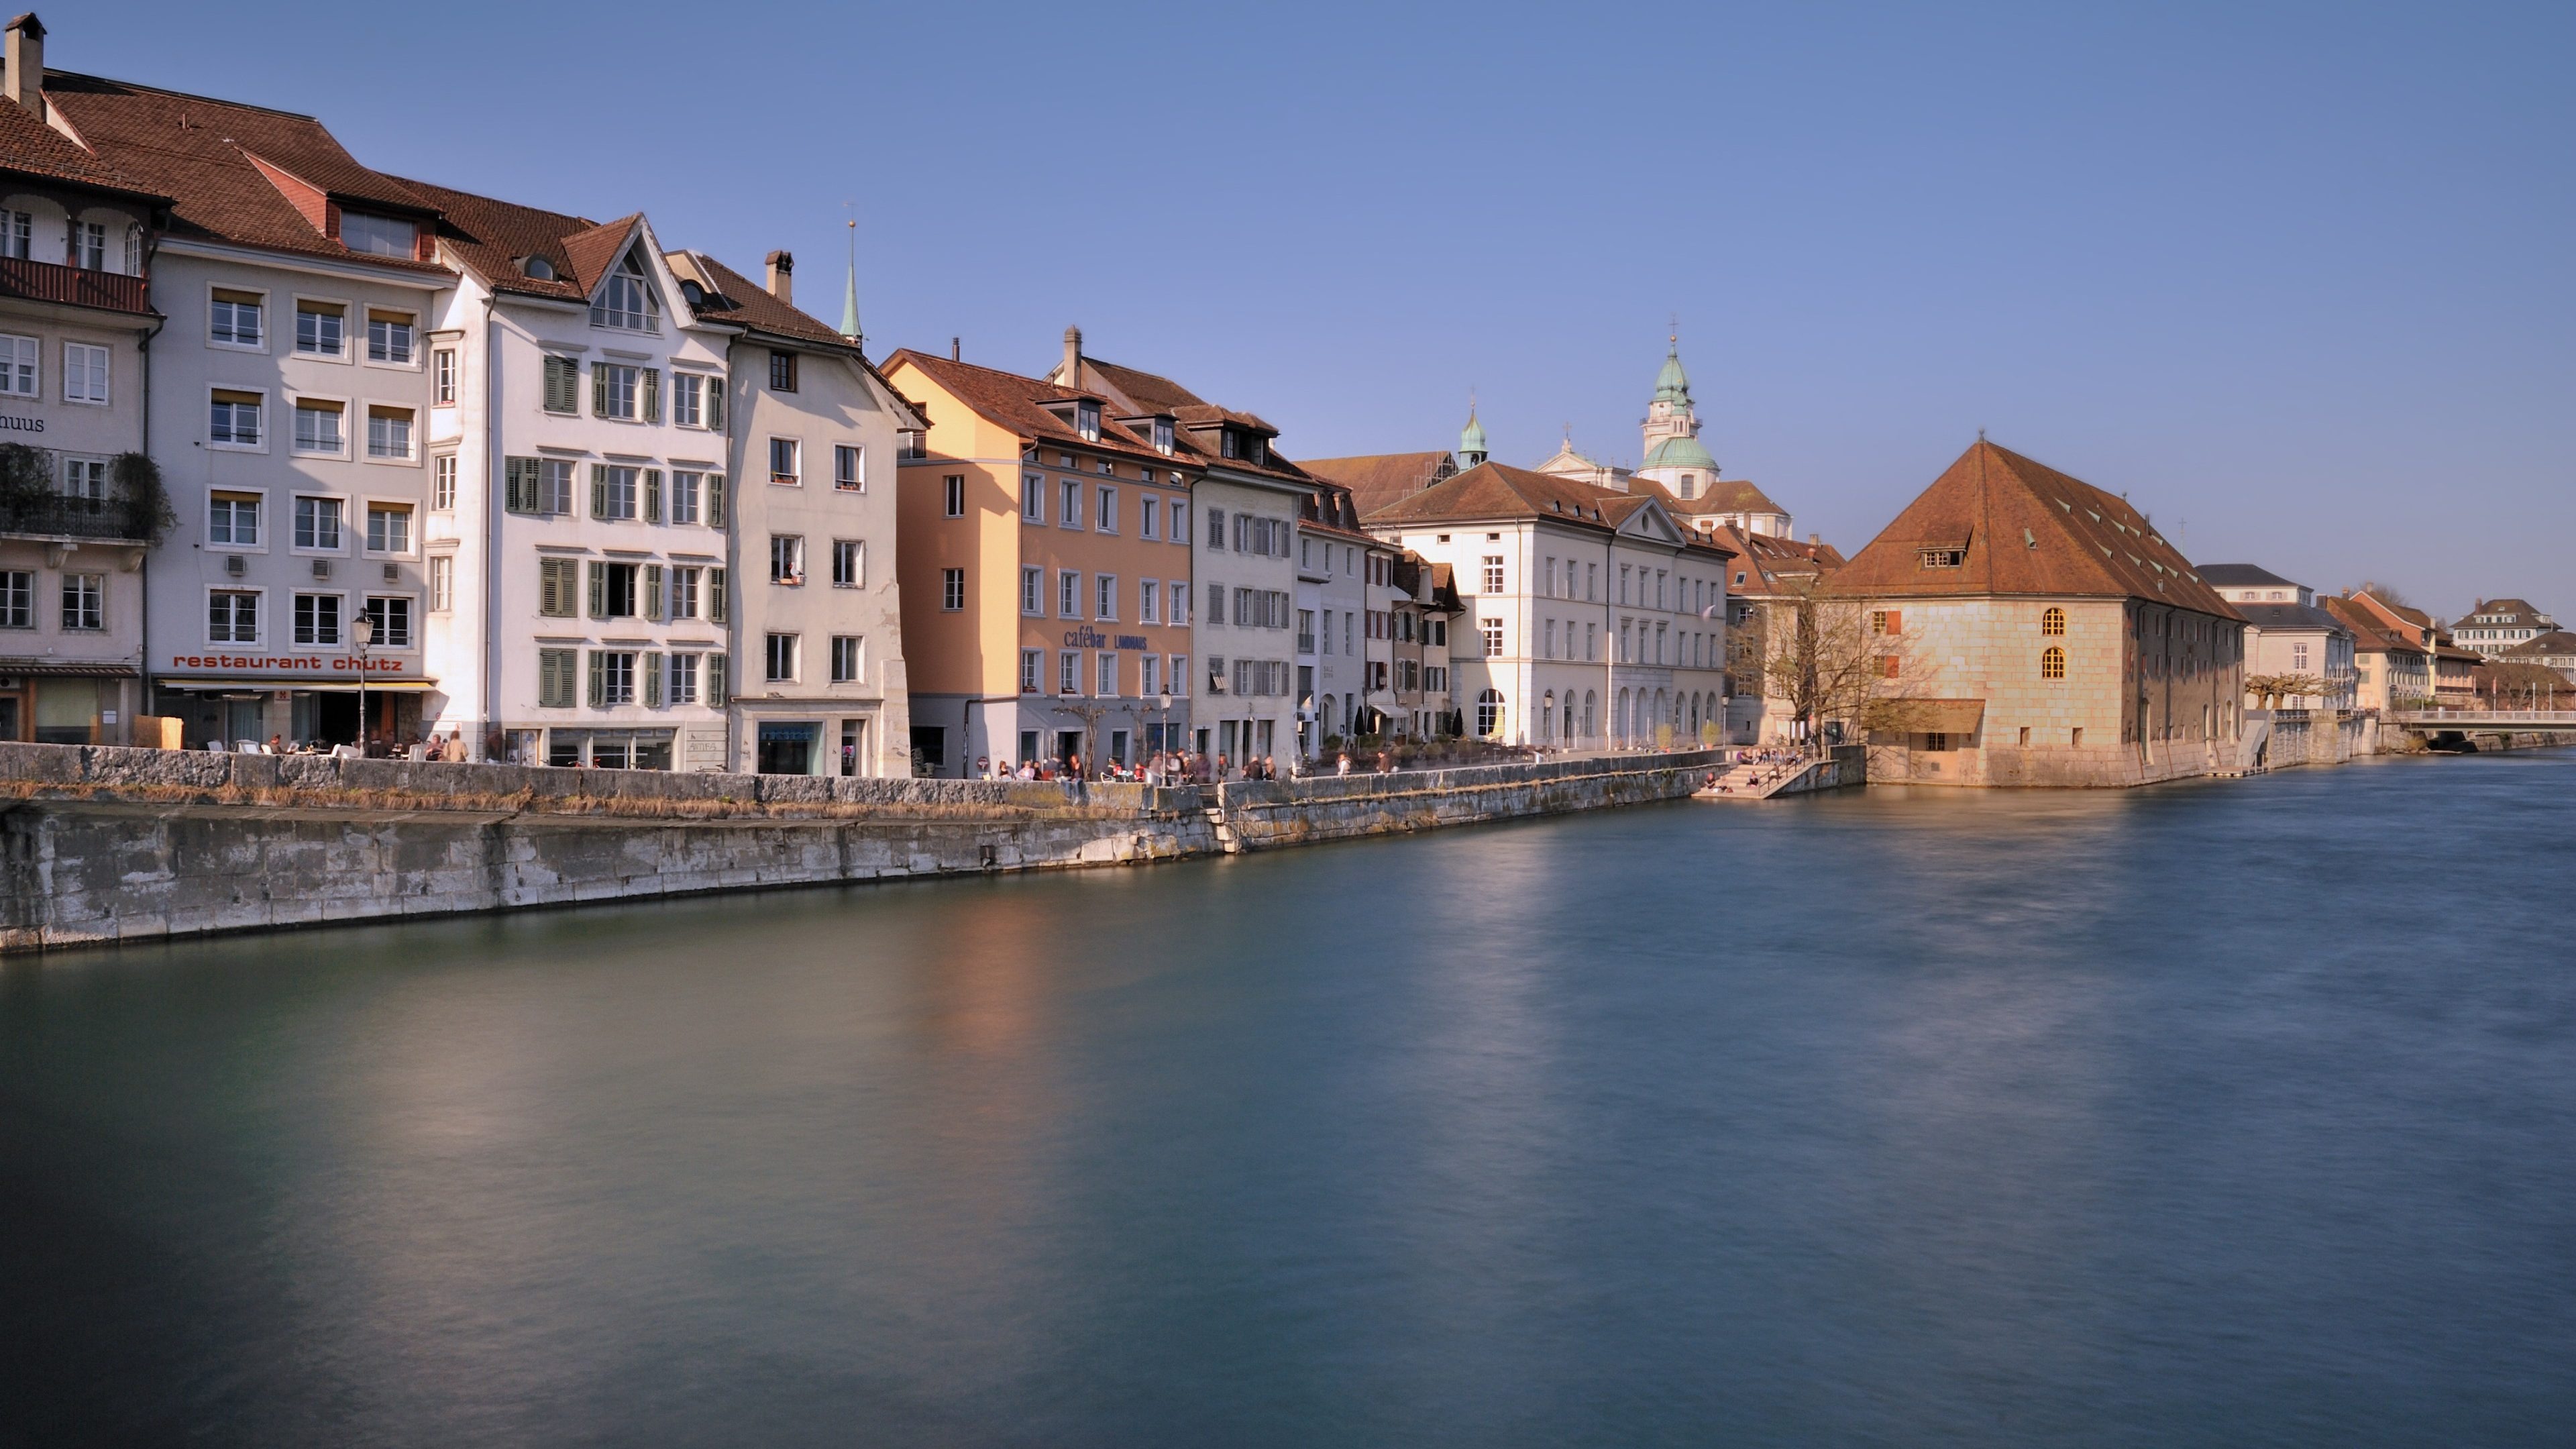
[73,1,2574,616]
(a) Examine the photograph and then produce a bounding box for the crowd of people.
[971,748,1424,785]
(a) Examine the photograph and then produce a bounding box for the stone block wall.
[1215,749,1729,849]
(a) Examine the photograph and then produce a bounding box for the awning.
[156,679,439,693]
[0,661,140,678]
[1904,698,1986,733]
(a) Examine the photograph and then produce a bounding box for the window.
[2292,643,2310,672]
[1139,654,1158,698]
[1061,478,1081,529]
[211,288,264,347]
[366,309,415,364]
[209,588,260,643]
[209,491,261,545]
[429,555,453,612]
[1481,618,1504,657]
[60,574,102,631]
[1880,655,1902,679]
[2041,606,2066,636]
[831,635,863,684]
[1483,555,1503,592]
[1477,688,1505,737]
[1020,649,1042,693]
[1205,506,1226,549]
[667,653,701,705]
[1169,654,1189,696]
[838,445,866,492]
[668,566,701,620]
[765,633,799,682]
[1919,547,1966,568]
[543,355,580,414]
[588,561,640,619]
[293,592,343,646]
[60,458,105,506]
[769,534,805,585]
[536,649,578,708]
[1139,497,1159,540]
[769,437,800,485]
[829,538,865,589]
[1171,501,1189,541]
[1093,573,1116,621]
[1075,398,1100,440]
[592,362,653,421]
[366,503,413,554]
[71,220,107,271]
[669,471,703,525]
[942,473,965,517]
[1097,652,1118,696]
[537,557,579,617]
[588,650,639,706]
[590,464,641,521]
[1171,582,1189,625]
[591,254,659,331]
[504,458,575,517]
[1060,651,1081,694]
[366,405,414,460]
[1872,609,1903,635]
[767,351,798,391]
[339,213,417,258]
[1059,570,1080,619]
[294,302,345,357]
[1020,566,1042,616]
[898,429,926,460]
[294,496,344,551]
[0,334,36,396]
[0,570,28,628]
[672,372,702,427]
[941,568,965,611]
[292,400,344,454]
[1097,486,1117,533]
[62,343,107,404]
[363,595,413,648]
[433,348,456,403]
[1022,474,1045,522]
[1140,579,1159,623]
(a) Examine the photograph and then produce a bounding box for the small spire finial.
[839,202,861,343]
[1978,427,1987,441]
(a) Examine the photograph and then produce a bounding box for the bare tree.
[1737,577,1928,749]
[2351,580,2414,609]
[1055,700,1110,779]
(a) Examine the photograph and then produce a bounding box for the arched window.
[1477,688,1505,737]
[2041,645,2066,680]
[2041,606,2067,637]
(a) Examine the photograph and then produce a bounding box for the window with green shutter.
[539,557,576,617]
[708,568,726,623]
[505,456,538,514]
[641,469,661,523]
[591,361,610,418]
[643,564,664,621]
[706,379,724,433]
[586,650,606,708]
[706,474,725,527]
[591,464,610,520]
[543,356,578,415]
[641,368,659,423]
[588,561,606,619]
[642,651,663,708]
[537,647,576,708]
[708,652,728,706]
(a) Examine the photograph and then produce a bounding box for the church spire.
[839,218,861,342]
[1457,394,1488,468]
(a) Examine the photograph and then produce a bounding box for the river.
[5,751,2573,1446]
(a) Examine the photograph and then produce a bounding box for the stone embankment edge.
[0,745,1740,955]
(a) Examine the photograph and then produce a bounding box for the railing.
[0,494,157,542]
[0,256,153,315]
[2389,709,2576,724]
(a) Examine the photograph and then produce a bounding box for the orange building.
[885,350,1199,775]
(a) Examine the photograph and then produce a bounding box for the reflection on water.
[5,751,2575,1446]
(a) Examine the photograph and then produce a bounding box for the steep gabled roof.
[559,214,644,297]
[2322,596,2425,655]
[384,175,593,301]
[1661,477,1785,519]
[1301,451,1458,517]
[1365,460,1623,529]
[667,250,853,352]
[1076,356,1203,413]
[888,350,1194,468]
[0,89,158,199]
[1826,440,2239,618]
[1707,523,1844,594]
[43,70,443,270]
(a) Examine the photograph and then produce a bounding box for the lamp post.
[1158,690,1173,778]
[351,613,374,756]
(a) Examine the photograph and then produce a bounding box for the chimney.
[1062,325,1082,390]
[5,13,45,117]
[950,336,960,362]
[763,249,793,305]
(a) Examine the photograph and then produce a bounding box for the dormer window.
[1220,430,1240,460]
[1151,417,1173,454]
[1918,547,1966,569]
[1076,399,1100,441]
[1248,435,1267,466]
[679,279,705,307]
[339,212,417,258]
[590,252,659,331]
[521,256,557,281]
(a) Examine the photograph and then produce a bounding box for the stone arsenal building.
[1829,440,2246,786]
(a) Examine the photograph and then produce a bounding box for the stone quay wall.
[1214,749,1729,851]
[0,744,1732,954]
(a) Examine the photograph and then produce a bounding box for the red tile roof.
[388,176,598,302]
[1300,451,1458,517]
[1364,460,1737,559]
[1661,477,1786,519]
[889,350,1198,468]
[0,87,158,199]
[1825,440,2239,618]
[44,70,445,271]
[1706,523,1845,594]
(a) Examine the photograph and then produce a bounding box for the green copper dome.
[1642,434,1718,472]
[1458,406,1488,458]
[1653,342,1691,405]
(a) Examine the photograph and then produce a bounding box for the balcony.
[0,493,158,543]
[0,257,154,317]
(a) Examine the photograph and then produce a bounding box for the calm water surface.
[5,752,2575,1446]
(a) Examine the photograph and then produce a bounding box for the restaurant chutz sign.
[163,653,419,678]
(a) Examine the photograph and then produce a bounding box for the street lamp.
[1158,690,1173,777]
[351,613,374,755]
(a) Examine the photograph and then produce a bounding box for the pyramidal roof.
[1826,440,2239,618]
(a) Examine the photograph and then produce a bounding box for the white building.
[1368,460,1733,749]
[1295,483,1371,756]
